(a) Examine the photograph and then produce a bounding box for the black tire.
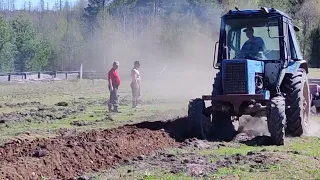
[267,95,286,146]
[281,68,310,137]
[211,112,237,142]
[211,71,236,141]
[187,98,206,139]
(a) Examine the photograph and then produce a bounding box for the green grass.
[103,136,320,180]
[91,165,195,180]
[0,79,187,144]
[195,136,320,157]
[200,144,265,156]
[0,102,185,143]
[309,68,320,78]
[206,153,320,180]
[143,174,194,180]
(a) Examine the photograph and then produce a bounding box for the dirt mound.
[0,125,178,180]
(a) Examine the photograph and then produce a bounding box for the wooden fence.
[0,71,110,82]
[0,68,318,83]
[0,71,79,81]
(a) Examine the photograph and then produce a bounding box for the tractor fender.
[286,60,308,74]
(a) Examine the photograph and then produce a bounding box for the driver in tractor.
[236,27,267,59]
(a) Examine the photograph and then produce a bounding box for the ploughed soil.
[0,114,317,180]
[0,120,182,180]
[0,116,279,180]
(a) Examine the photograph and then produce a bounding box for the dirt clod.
[70,121,94,126]
[138,155,145,160]
[77,175,91,180]
[33,148,46,157]
[55,101,68,106]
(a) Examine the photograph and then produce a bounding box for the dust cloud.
[80,2,320,138]
[236,116,270,137]
[307,115,320,137]
[237,114,320,138]
[80,2,223,102]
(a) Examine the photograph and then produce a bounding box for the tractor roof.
[223,7,291,20]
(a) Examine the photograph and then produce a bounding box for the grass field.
[0,69,319,180]
[0,79,186,144]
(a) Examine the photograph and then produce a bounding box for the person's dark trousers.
[108,85,119,112]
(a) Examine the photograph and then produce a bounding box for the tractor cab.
[215,8,303,65]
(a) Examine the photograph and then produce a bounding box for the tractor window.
[225,18,280,60]
[289,28,298,59]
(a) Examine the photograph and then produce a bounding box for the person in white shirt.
[131,61,141,108]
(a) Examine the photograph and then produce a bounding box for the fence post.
[8,73,11,81]
[38,72,41,79]
[79,63,83,80]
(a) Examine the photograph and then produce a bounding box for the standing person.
[131,61,141,108]
[108,61,121,113]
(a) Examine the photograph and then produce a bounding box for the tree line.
[0,0,319,73]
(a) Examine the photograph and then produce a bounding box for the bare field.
[0,70,319,179]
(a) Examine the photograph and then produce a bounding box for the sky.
[15,0,79,10]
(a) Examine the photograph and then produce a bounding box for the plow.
[309,78,320,113]
[187,7,320,145]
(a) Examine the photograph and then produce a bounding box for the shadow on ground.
[133,116,275,146]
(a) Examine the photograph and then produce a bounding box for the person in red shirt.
[108,61,121,113]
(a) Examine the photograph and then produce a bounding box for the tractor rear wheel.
[187,98,207,139]
[267,95,286,145]
[281,68,310,136]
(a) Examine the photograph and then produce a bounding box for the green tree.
[0,15,17,72]
[309,26,320,67]
[11,13,50,71]
[27,40,51,71]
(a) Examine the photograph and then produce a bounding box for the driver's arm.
[240,41,250,52]
[257,37,266,52]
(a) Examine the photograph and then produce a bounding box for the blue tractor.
[187,7,311,145]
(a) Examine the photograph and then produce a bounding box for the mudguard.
[286,60,308,74]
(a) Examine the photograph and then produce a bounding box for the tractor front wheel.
[267,95,286,145]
